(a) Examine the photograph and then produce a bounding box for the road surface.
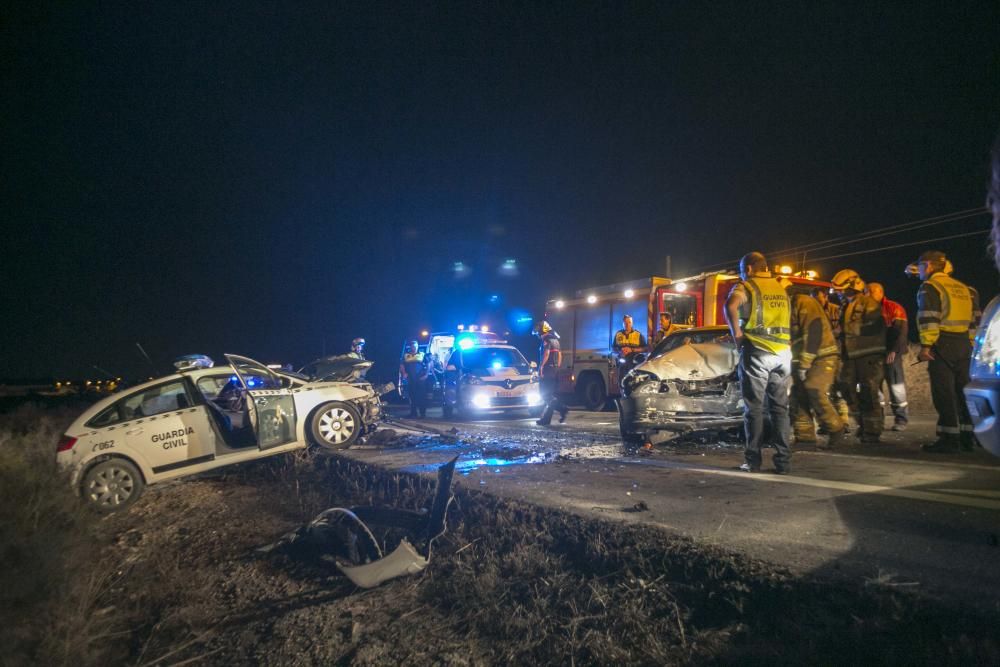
[343,405,1000,609]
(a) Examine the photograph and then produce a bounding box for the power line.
[697,207,989,272]
[804,229,988,263]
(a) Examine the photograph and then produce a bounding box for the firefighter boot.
[922,434,960,453]
[824,428,850,450]
[960,431,977,452]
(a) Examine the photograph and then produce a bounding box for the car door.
[118,379,217,474]
[225,354,298,450]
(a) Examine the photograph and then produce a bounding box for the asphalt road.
[344,404,1000,610]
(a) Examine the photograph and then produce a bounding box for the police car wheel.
[311,401,362,449]
[82,459,144,512]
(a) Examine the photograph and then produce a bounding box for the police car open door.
[224,354,298,450]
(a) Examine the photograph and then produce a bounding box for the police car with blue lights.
[56,354,390,512]
[441,331,543,418]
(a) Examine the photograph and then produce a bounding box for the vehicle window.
[120,381,189,420]
[198,375,236,400]
[87,404,121,428]
[662,293,698,327]
[650,330,734,360]
[459,347,530,372]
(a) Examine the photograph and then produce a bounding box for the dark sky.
[3,2,999,380]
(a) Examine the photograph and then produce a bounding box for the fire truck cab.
[545,271,829,409]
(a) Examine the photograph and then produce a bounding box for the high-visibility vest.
[741,276,791,354]
[928,273,974,335]
[614,329,643,348]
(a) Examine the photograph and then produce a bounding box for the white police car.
[57,354,387,511]
[442,339,542,418]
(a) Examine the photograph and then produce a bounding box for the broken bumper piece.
[338,538,428,588]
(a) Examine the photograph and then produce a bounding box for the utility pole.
[665,255,672,278]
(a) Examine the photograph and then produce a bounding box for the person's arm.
[917,282,942,361]
[540,347,551,370]
[888,316,907,364]
[725,287,746,345]
[970,286,982,342]
[399,360,407,379]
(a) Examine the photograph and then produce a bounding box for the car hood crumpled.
[640,342,737,381]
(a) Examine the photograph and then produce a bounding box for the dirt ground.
[5,402,1000,666]
[74,449,997,665]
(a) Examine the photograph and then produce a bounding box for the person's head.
[738,252,768,281]
[622,315,634,331]
[990,134,1000,270]
[811,287,829,306]
[916,250,947,281]
[407,340,418,353]
[831,269,865,297]
[533,320,552,337]
[659,311,672,327]
[866,282,885,303]
[351,337,365,353]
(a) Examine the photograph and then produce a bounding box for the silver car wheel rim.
[88,467,135,507]
[319,407,356,444]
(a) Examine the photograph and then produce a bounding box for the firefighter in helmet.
[724,251,793,474]
[348,337,366,360]
[789,291,848,448]
[912,250,981,452]
[533,320,568,425]
[831,269,886,443]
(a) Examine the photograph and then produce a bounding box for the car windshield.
[649,330,735,360]
[458,347,530,372]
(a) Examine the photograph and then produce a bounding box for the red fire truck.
[545,271,830,409]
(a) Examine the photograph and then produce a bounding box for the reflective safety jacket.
[613,328,646,352]
[654,323,683,345]
[841,294,886,359]
[739,275,791,354]
[917,272,981,346]
[790,294,839,368]
[400,351,425,378]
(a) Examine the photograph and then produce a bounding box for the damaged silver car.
[618,326,743,447]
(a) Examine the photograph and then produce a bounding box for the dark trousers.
[840,354,884,438]
[928,333,973,440]
[538,373,566,424]
[739,347,792,470]
[408,377,427,417]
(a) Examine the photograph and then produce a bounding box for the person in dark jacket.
[866,283,909,431]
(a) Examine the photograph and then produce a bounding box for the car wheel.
[580,376,606,411]
[82,459,144,512]
[311,401,362,449]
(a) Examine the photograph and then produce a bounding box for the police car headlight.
[472,394,491,409]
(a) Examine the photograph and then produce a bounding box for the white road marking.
[626,458,1000,511]
[797,449,1000,472]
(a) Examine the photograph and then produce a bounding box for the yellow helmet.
[831,269,865,292]
[533,320,552,336]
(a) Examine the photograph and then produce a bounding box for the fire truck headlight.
[555,300,565,309]
[472,394,491,409]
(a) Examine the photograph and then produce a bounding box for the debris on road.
[257,457,457,588]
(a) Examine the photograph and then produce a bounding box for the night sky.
[3,2,999,381]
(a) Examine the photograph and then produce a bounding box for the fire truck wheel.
[579,375,606,411]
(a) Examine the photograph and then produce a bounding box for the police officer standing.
[914,251,981,452]
[789,291,847,448]
[399,340,427,418]
[534,321,568,426]
[831,269,887,443]
[724,252,793,474]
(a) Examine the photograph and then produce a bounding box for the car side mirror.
[632,353,647,365]
[446,364,457,371]
[530,361,538,369]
